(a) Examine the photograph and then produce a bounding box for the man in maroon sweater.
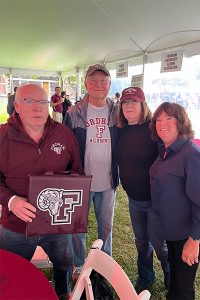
[0,83,83,300]
[51,86,63,123]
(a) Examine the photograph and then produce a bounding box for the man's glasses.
[23,99,50,106]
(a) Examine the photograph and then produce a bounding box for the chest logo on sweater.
[51,142,65,154]
[37,188,83,225]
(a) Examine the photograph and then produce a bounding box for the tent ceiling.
[0,0,200,72]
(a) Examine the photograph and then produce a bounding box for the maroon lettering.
[86,117,108,127]
[95,118,101,124]
[89,119,95,125]
[101,118,107,124]
[96,125,105,138]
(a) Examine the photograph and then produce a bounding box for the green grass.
[0,114,8,124]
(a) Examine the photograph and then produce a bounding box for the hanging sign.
[116,61,128,78]
[131,74,143,88]
[161,50,183,73]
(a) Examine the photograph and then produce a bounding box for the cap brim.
[121,95,144,102]
[86,67,110,78]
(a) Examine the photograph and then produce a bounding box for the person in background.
[7,87,17,116]
[150,102,200,300]
[64,64,119,280]
[0,83,83,300]
[115,92,120,104]
[61,91,72,121]
[6,92,11,114]
[115,87,169,294]
[51,86,63,123]
[7,92,11,100]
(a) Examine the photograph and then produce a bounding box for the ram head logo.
[37,189,63,216]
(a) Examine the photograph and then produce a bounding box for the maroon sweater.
[51,94,63,113]
[0,113,83,233]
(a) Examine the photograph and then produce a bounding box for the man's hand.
[10,196,36,223]
[182,237,199,266]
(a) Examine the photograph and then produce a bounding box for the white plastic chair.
[70,239,151,300]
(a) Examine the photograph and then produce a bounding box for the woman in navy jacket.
[150,102,200,300]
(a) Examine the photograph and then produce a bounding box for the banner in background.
[131,74,143,88]
[116,61,128,78]
[161,50,183,73]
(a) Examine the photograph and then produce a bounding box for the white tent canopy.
[0,0,200,76]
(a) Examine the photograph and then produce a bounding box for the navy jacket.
[150,138,200,241]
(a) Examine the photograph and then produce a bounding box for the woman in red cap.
[115,86,170,294]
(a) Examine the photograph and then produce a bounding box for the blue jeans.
[128,199,170,287]
[72,187,116,267]
[0,225,73,296]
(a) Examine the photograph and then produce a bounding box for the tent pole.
[142,51,148,89]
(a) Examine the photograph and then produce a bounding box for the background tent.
[0,0,200,73]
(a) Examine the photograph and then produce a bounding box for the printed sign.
[116,61,128,78]
[131,74,143,88]
[161,50,183,73]
[37,188,83,225]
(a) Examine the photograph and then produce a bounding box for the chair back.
[70,240,151,300]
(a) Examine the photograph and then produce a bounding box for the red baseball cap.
[120,87,145,102]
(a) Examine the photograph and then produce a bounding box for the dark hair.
[61,91,66,97]
[55,86,61,91]
[14,87,18,92]
[150,102,194,141]
[115,92,120,98]
[116,101,152,128]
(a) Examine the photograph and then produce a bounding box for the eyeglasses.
[122,99,137,105]
[23,99,50,106]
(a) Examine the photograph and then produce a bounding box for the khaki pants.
[52,111,63,123]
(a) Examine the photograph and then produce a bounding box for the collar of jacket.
[75,94,117,119]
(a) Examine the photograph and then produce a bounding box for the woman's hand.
[182,237,199,266]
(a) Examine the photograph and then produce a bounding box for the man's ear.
[14,101,19,113]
